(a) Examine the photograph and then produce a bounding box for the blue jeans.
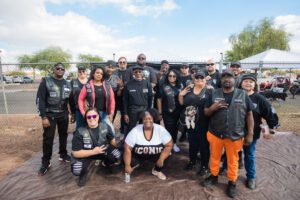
[243,139,258,180]
[99,111,115,136]
[75,109,84,129]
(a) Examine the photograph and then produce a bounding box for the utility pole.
[113,53,116,61]
[219,52,224,72]
[0,50,9,124]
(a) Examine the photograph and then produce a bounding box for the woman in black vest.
[179,70,211,175]
[157,69,182,152]
[71,108,121,187]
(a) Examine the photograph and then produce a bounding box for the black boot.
[227,181,238,198]
[201,175,218,187]
[78,172,87,187]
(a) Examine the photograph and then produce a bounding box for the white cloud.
[275,15,300,53]
[0,0,145,62]
[46,0,180,17]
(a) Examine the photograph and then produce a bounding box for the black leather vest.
[209,88,247,140]
[45,76,70,113]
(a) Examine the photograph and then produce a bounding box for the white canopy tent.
[239,49,300,70]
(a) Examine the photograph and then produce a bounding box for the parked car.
[13,76,23,83]
[22,76,33,83]
[0,75,13,84]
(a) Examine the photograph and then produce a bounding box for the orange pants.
[207,131,243,182]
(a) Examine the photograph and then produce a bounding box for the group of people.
[36,54,279,198]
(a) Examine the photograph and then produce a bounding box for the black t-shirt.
[72,126,114,151]
[183,87,212,129]
[205,70,221,89]
[157,84,181,115]
[205,90,254,113]
[180,75,192,88]
[94,85,106,112]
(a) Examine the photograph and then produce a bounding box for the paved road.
[0,91,37,114]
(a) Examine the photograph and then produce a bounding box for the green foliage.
[225,18,292,62]
[7,71,26,76]
[17,46,72,74]
[78,54,103,69]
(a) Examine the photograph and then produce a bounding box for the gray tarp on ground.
[0,132,299,200]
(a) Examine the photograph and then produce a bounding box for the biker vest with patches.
[72,79,81,108]
[163,84,180,113]
[209,88,247,140]
[77,122,110,150]
[45,76,71,113]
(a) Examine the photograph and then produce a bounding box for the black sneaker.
[197,166,209,176]
[246,179,256,190]
[77,173,87,187]
[201,175,218,187]
[38,162,51,176]
[184,161,196,171]
[227,181,238,198]
[59,154,71,163]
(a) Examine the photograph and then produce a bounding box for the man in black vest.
[202,71,254,198]
[36,63,72,175]
[205,59,221,89]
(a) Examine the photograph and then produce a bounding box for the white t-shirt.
[125,124,172,156]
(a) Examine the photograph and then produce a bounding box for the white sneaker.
[173,144,180,152]
[152,168,167,180]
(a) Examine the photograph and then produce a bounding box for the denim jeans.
[243,139,258,180]
[99,111,115,136]
[75,109,84,129]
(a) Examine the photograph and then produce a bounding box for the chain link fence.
[0,61,300,134]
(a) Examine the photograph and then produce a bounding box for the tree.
[225,18,292,62]
[17,46,72,75]
[78,54,103,69]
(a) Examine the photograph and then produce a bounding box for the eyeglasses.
[195,76,204,80]
[119,61,126,64]
[206,63,215,66]
[138,57,146,60]
[55,67,65,71]
[87,114,97,120]
[168,75,176,78]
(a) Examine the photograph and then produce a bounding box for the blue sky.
[1,0,300,62]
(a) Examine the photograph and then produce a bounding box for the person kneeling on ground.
[71,108,121,187]
[124,110,173,180]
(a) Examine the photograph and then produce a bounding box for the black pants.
[187,128,210,168]
[42,114,69,163]
[163,112,180,143]
[126,106,147,135]
[131,154,169,172]
[71,146,121,176]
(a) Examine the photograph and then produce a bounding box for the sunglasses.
[168,75,176,78]
[55,67,65,71]
[87,114,97,120]
[134,70,142,74]
[206,63,215,66]
[195,76,204,80]
[230,65,240,68]
[119,61,126,64]
[138,57,146,60]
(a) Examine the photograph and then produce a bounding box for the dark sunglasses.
[119,61,126,64]
[195,76,204,80]
[230,65,240,68]
[134,70,142,74]
[168,75,176,78]
[87,114,97,120]
[55,67,65,71]
[206,63,215,66]
[138,57,146,60]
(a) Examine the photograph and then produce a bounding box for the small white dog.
[185,106,197,129]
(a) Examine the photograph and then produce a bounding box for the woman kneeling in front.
[124,110,173,180]
[71,108,121,187]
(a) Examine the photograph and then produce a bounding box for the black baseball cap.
[195,70,205,78]
[106,60,117,68]
[241,74,257,82]
[230,61,241,68]
[132,65,143,71]
[221,71,234,78]
[77,65,86,71]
